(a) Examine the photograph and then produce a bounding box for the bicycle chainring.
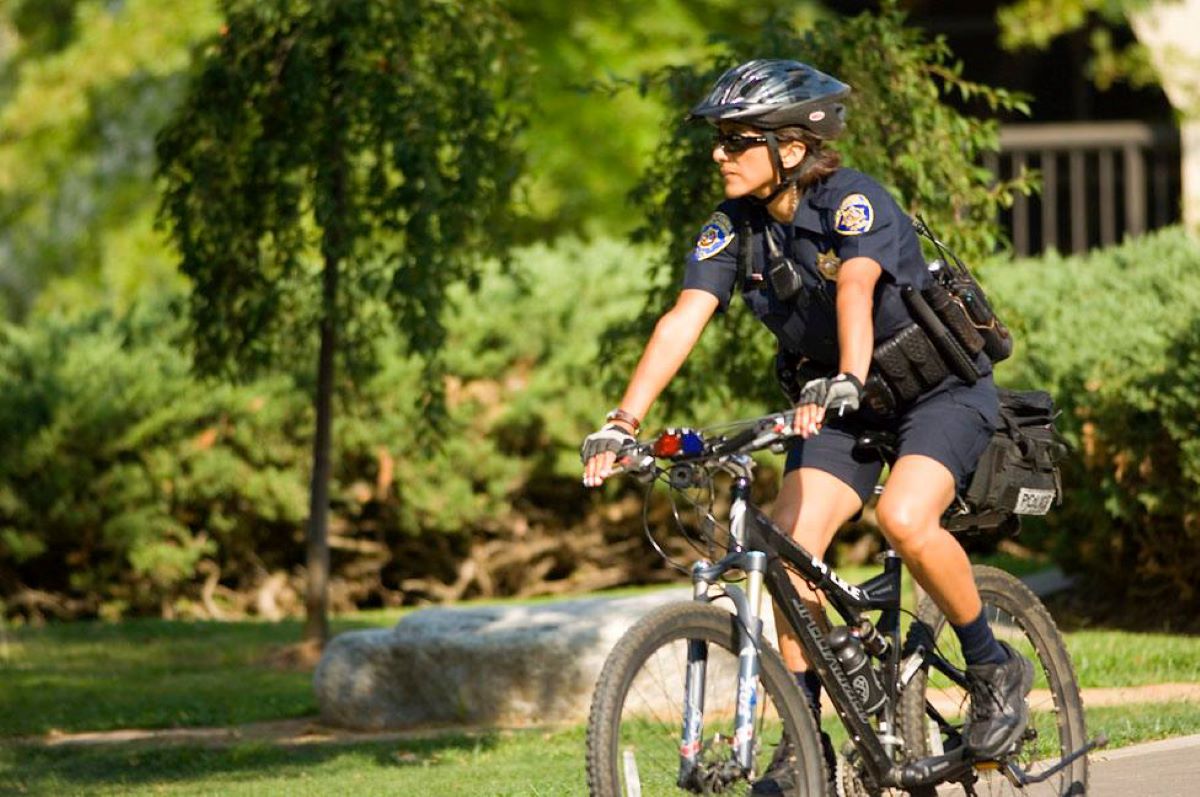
[835,748,911,797]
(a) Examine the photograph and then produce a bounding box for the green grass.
[1085,701,1200,748]
[0,587,1197,795]
[0,618,317,736]
[0,587,685,738]
[1066,630,1200,688]
[0,571,1197,794]
[4,580,1199,739]
[0,727,590,797]
[2,703,1198,797]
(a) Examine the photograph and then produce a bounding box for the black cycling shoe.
[750,730,837,795]
[963,640,1035,760]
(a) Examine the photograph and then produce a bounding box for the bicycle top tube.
[612,410,907,619]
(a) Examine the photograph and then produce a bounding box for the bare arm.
[834,256,882,383]
[616,289,720,422]
[793,256,882,436]
[583,289,719,486]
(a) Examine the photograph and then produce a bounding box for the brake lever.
[611,448,657,482]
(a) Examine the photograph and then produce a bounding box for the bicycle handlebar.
[610,410,798,478]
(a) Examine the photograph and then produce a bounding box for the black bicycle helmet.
[689,59,850,140]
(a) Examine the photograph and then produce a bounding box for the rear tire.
[898,565,1087,795]
[587,601,829,796]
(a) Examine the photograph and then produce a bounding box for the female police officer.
[580,59,1033,792]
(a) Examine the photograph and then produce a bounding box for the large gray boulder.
[314,589,707,729]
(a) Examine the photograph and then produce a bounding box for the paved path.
[936,733,1200,795]
[1088,733,1200,796]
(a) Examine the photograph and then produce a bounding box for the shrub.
[0,303,311,618]
[981,227,1200,617]
[0,237,679,618]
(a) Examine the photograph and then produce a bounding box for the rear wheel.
[587,601,829,796]
[898,565,1087,796]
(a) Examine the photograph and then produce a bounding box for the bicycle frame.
[677,455,909,788]
[673,452,1100,792]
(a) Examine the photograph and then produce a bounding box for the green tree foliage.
[506,0,821,235]
[156,0,528,642]
[156,0,527,379]
[997,0,1159,89]
[0,0,827,310]
[606,1,1033,415]
[0,0,220,319]
[5,230,1199,621]
[982,227,1200,617]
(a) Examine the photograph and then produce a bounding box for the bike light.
[653,430,682,457]
[681,430,705,456]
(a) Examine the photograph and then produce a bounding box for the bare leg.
[874,454,980,624]
[769,467,864,672]
[878,454,1035,757]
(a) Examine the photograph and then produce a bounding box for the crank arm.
[887,747,973,789]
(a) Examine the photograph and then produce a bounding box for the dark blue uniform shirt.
[683,168,979,373]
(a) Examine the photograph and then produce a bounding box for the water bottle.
[828,626,887,716]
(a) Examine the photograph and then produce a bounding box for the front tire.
[587,601,829,796]
[898,565,1087,795]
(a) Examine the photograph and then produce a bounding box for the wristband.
[605,407,641,433]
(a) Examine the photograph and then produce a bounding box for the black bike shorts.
[783,374,999,505]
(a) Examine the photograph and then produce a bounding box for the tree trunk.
[1129,0,1200,234]
[304,259,337,646]
[304,24,350,648]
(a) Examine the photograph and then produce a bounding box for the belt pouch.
[896,323,950,387]
[872,326,924,402]
[923,283,985,355]
[775,352,832,405]
[902,286,979,385]
[950,273,1014,363]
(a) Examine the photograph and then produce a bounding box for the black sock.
[794,670,823,720]
[951,609,1009,666]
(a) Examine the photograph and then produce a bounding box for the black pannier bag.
[945,388,1068,535]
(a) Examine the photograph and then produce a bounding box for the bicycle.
[585,410,1103,796]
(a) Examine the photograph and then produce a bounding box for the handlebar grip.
[709,413,794,456]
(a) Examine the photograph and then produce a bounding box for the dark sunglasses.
[714,132,769,154]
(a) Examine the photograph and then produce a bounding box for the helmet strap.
[755,131,801,205]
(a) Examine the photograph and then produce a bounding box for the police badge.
[693,212,734,260]
[815,249,842,281]
[834,193,874,236]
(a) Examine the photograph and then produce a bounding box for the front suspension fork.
[678,549,769,784]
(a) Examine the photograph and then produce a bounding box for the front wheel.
[587,601,829,796]
[898,565,1088,796]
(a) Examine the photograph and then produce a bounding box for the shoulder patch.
[693,212,735,260]
[834,193,874,236]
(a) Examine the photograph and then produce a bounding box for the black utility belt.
[865,286,989,417]
[774,291,987,418]
[863,325,946,416]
